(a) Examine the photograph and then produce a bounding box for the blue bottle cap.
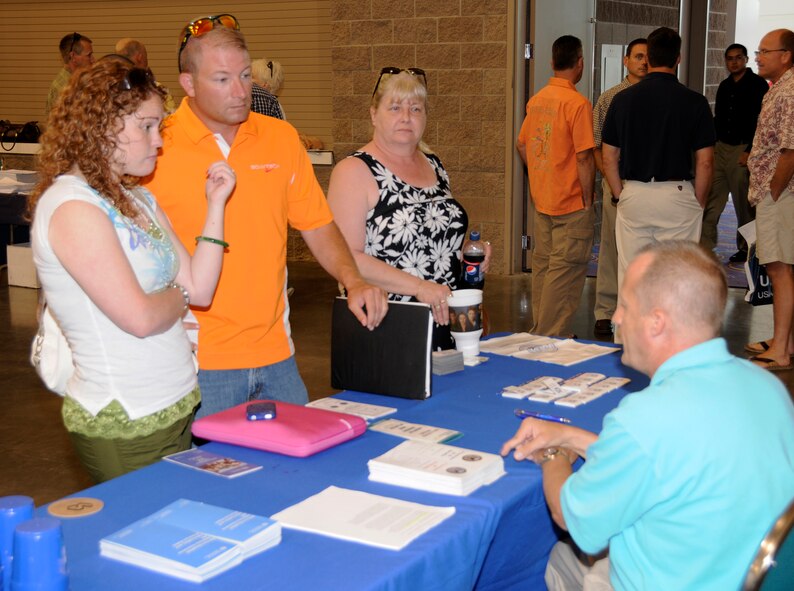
[469,230,480,241]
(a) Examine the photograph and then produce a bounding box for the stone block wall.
[329,0,509,274]
[593,0,680,101]
[706,0,730,106]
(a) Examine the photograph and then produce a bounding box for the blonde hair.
[179,26,247,74]
[371,71,432,152]
[371,70,428,111]
[251,58,284,93]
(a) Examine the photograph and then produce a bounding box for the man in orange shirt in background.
[146,16,386,418]
[517,35,596,337]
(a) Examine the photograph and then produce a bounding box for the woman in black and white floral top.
[328,68,490,349]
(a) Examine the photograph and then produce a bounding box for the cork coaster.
[47,497,104,518]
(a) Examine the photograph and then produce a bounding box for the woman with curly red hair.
[29,58,236,482]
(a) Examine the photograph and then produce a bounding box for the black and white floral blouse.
[352,150,468,300]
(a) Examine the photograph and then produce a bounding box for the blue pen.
[514,408,571,424]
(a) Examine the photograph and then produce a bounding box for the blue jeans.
[195,356,308,419]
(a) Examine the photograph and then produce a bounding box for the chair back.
[743,498,794,591]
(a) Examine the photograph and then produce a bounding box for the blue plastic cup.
[0,496,34,591]
[10,518,68,591]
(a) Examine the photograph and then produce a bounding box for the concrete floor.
[1,262,791,506]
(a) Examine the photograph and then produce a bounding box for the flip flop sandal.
[749,355,794,372]
[744,340,771,354]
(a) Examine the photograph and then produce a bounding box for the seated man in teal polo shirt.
[501,240,794,590]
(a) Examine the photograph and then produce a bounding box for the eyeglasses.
[372,67,427,97]
[267,61,274,77]
[118,68,155,92]
[178,14,240,72]
[754,48,788,57]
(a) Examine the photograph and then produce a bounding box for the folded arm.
[49,201,186,337]
[158,161,236,307]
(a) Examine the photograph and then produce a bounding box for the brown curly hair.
[29,59,165,220]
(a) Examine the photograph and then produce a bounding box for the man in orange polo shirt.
[145,18,386,418]
[517,35,596,337]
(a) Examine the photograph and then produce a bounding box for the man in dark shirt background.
[602,26,715,300]
[701,43,769,261]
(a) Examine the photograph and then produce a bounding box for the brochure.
[163,449,263,479]
[100,499,281,582]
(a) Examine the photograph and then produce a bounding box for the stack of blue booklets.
[99,499,281,582]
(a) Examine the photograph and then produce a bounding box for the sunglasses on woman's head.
[118,68,155,92]
[371,67,427,97]
[178,14,240,72]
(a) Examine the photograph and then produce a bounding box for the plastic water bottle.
[461,230,485,289]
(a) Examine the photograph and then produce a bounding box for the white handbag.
[30,303,74,395]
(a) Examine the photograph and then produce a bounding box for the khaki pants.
[701,142,753,251]
[545,541,613,591]
[594,178,618,322]
[531,207,595,336]
[757,188,794,265]
[615,180,703,291]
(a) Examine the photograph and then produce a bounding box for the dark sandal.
[750,355,794,372]
[744,340,771,354]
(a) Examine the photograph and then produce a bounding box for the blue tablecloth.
[43,349,647,590]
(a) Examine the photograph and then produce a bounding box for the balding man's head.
[634,241,727,337]
[614,241,726,376]
[115,38,148,68]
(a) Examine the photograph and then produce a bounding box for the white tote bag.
[30,303,74,395]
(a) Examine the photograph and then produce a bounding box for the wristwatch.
[539,447,565,465]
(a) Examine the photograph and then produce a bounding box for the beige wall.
[0,0,333,146]
[328,0,512,273]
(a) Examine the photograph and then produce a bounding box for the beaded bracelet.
[195,235,229,249]
[169,282,190,313]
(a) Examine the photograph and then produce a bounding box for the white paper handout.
[480,333,620,366]
[272,486,455,551]
[306,398,397,421]
[369,419,461,443]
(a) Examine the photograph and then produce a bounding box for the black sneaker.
[729,251,748,263]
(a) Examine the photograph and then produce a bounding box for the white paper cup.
[450,328,483,358]
[447,289,483,333]
[448,289,483,357]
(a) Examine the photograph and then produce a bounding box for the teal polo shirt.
[561,338,794,590]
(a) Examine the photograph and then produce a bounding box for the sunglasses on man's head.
[68,32,81,54]
[372,67,427,97]
[178,14,240,72]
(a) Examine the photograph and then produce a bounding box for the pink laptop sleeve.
[191,400,367,457]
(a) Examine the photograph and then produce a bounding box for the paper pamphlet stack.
[500,372,630,406]
[368,440,505,496]
[272,485,454,551]
[432,349,465,375]
[480,333,619,366]
[100,499,281,582]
